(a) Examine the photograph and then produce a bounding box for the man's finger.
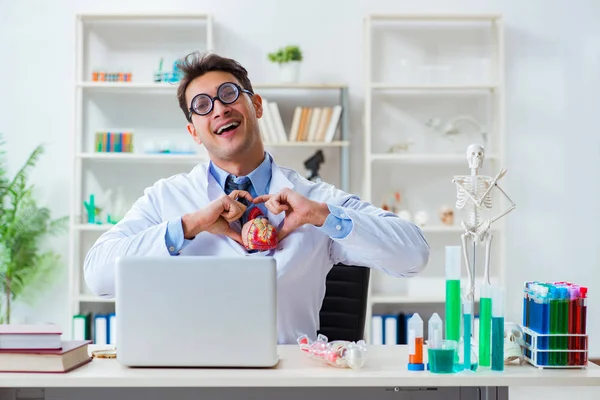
[229,190,253,203]
[253,194,272,204]
[222,199,245,222]
[264,198,288,215]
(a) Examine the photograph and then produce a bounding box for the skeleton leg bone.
[483,233,493,285]
[461,232,475,302]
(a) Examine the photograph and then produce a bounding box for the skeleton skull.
[466,144,485,170]
[504,323,525,365]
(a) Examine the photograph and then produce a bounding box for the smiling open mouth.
[215,121,240,135]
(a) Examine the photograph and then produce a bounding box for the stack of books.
[0,324,92,373]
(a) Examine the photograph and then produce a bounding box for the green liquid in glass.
[445,279,461,342]
[479,297,492,367]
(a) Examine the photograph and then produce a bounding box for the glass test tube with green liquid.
[445,246,462,345]
[479,284,493,367]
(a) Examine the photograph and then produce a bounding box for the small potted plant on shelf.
[267,45,303,83]
[0,136,68,324]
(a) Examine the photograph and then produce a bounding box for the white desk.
[0,345,599,400]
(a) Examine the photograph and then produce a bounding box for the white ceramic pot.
[278,61,301,83]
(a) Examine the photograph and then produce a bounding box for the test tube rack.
[521,326,588,369]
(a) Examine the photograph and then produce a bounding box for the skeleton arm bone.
[476,168,507,207]
[489,184,515,224]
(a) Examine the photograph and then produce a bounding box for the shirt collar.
[208,152,272,196]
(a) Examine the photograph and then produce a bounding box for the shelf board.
[370,83,497,91]
[77,81,178,91]
[253,83,347,90]
[266,141,349,147]
[369,293,480,304]
[368,14,501,21]
[370,153,499,164]
[76,295,115,303]
[77,153,208,162]
[78,13,211,21]
[78,82,348,91]
[73,224,111,232]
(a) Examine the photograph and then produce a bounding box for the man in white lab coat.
[84,52,430,344]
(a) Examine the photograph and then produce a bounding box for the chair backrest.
[318,264,371,342]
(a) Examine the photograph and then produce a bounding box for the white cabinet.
[362,14,507,342]
[69,13,214,328]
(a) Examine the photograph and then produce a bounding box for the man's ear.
[187,123,202,145]
[252,93,263,119]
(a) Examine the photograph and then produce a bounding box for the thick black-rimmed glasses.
[188,82,254,121]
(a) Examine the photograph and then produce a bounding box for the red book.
[0,340,92,373]
[0,324,62,349]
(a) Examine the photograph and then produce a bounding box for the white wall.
[1,0,599,357]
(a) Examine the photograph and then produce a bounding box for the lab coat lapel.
[267,161,294,230]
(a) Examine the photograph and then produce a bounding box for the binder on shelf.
[72,314,91,341]
[371,314,384,344]
[384,315,398,345]
[108,313,117,345]
[94,315,108,345]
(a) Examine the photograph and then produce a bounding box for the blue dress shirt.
[165,153,352,255]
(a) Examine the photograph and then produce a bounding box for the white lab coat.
[84,157,430,344]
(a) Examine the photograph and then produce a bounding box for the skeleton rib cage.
[454,175,494,229]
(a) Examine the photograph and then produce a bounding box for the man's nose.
[212,99,232,119]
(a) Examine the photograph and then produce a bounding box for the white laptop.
[114,255,279,367]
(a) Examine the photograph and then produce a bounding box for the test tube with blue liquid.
[462,300,477,371]
[491,286,505,371]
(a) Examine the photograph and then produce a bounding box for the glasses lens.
[192,94,212,115]
[219,83,239,104]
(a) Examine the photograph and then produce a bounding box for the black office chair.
[317,263,370,342]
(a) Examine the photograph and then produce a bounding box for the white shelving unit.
[363,14,506,342]
[69,13,352,340]
[69,13,215,336]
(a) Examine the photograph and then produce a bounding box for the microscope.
[304,150,325,183]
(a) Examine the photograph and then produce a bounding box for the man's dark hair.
[177,52,254,122]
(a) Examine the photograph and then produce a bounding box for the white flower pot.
[278,61,301,83]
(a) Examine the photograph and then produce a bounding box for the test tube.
[576,287,588,365]
[491,286,505,371]
[539,286,549,366]
[463,300,472,371]
[479,284,492,367]
[407,313,424,371]
[568,286,579,365]
[549,285,559,366]
[445,246,461,344]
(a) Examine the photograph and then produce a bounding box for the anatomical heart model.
[241,207,278,251]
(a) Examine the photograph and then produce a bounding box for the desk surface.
[1,345,599,388]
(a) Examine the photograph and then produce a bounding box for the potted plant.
[0,136,68,324]
[267,45,303,83]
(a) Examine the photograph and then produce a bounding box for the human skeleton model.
[453,144,516,302]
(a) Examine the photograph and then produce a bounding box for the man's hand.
[253,188,330,241]
[181,190,253,245]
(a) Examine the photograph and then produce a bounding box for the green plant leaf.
[0,140,67,322]
[267,45,303,63]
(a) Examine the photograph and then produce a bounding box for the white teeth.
[216,121,240,134]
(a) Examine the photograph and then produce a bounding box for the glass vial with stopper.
[407,313,424,371]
